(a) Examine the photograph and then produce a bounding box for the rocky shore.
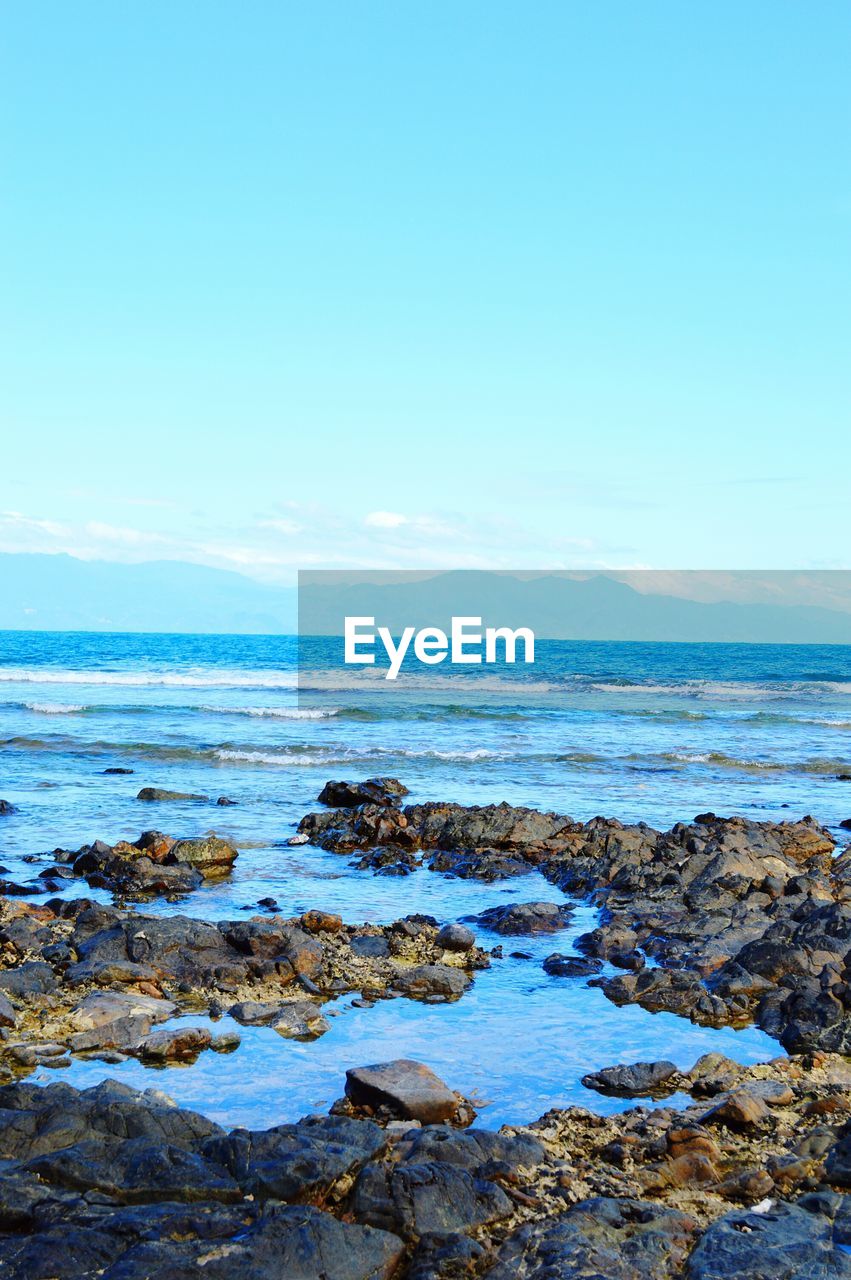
[2,777,851,1276]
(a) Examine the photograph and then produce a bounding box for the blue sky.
[1,1,849,582]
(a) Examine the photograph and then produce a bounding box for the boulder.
[345,1060,464,1124]
[392,965,470,1001]
[137,788,209,802]
[318,778,409,808]
[582,1060,679,1098]
[169,836,238,878]
[472,901,573,935]
[435,923,476,952]
[686,1201,851,1279]
[351,1160,512,1239]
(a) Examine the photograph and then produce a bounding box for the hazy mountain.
[0,554,297,633]
[299,570,851,644]
[1,556,850,642]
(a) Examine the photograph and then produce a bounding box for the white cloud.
[364,511,408,528]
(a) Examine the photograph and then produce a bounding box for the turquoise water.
[1,631,849,1126]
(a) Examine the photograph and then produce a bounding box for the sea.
[1,630,849,1129]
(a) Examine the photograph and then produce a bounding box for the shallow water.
[2,631,849,1128]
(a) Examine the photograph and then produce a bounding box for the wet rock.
[472,901,573,935]
[318,778,409,808]
[543,953,603,977]
[351,1160,512,1239]
[136,1026,213,1063]
[582,1060,679,1098]
[300,910,343,934]
[345,1060,464,1124]
[435,923,476,952]
[0,800,16,815]
[487,1197,697,1280]
[103,767,134,775]
[686,1201,851,1279]
[392,965,470,1001]
[270,1001,330,1040]
[428,849,533,881]
[169,836,238,878]
[216,796,238,806]
[137,787,209,802]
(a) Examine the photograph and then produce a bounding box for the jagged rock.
[544,953,603,978]
[486,1197,697,1279]
[686,1201,851,1279]
[318,778,409,808]
[471,901,573,935]
[351,1160,512,1239]
[582,1060,679,1098]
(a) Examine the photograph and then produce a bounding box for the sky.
[1,1,849,584]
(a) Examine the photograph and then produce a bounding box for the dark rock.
[0,799,16,815]
[203,1113,387,1201]
[0,990,16,1027]
[216,796,238,805]
[582,1060,679,1098]
[685,1200,851,1279]
[396,1126,544,1173]
[393,965,470,1001]
[543,953,603,978]
[0,961,59,997]
[137,787,209,802]
[487,1197,697,1279]
[435,923,476,952]
[350,935,391,959]
[318,777,410,808]
[472,901,573,935]
[351,1160,512,1239]
[345,1060,464,1124]
[103,768,134,775]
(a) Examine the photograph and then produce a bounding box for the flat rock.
[351,1160,512,1239]
[345,1060,463,1124]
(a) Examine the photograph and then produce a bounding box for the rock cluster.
[300,786,851,1054]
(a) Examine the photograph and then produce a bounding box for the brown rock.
[345,1059,465,1124]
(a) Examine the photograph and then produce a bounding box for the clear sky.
[1,1,849,583]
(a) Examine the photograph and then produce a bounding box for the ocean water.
[1,631,850,1128]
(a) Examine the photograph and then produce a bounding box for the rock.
[318,777,409,808]
[351,1160,512,1239]
[0,799,16,815]
[0,961,59,997]
[270,1001,330,1040]
[137,787,209,802]
[686,1201,851,1279]
[698,1087,770,1130]
[396,1126,545,1173]
[472,901,573,935]
[136,1026,213,1062]
[210,1032,240,1053]
[169,836,238,878]
[301,910,343,934]
[350,935,391,959]
[216,796,238,805]
[392,965,470,1001]
[0,990,17,1027]
[203,1113,387,1201]
[487,1197,697,1280]
[543,953,603,977]
[840,818,851,830]
[435,923,476,952]
[582,1060,679,1097]
[103,767,134,775]
[345,1060,464,1124]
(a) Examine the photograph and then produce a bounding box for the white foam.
[0,668,297,690]
[23,702,86,715]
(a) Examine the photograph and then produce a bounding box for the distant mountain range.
[0,554,297,633]
[299,570,851,644]
[0,555,850,642]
